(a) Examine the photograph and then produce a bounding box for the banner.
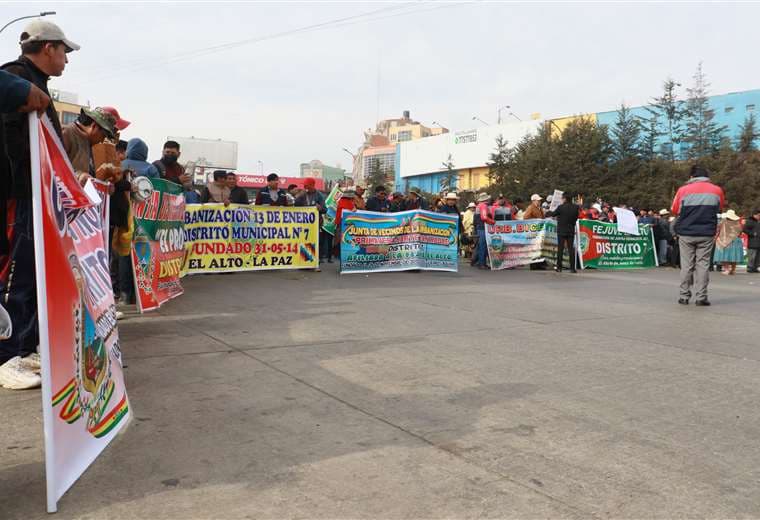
[322,184,342,235]
[340,209,459,274]
[485,219,557,269]
[182,204,319,273]
[131,178,185,312]
[577,219,658,269]
[30,115,130,513]
[91,179,110,258]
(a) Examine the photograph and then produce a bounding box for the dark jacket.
[153,159,186,185]
[365,195,390,212]
[110,177,131,228]
[121,139,159,178]
[255,187,287,206]
[0,69,30,113]
[229,186,249,204]
[671,177,725,237]
[294,190,326,210]
[438,203,464,237]
[547,202,580,236]
[1,56,63,201]
[744,218,760,249]
[653,218,672,242]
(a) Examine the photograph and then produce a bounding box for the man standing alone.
[671,165,725,306]
[546,192,580,273]
[743,210,760,273]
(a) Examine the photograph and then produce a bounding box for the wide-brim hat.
[659,209,670,216]
[724,209,740,221]
[445,192,458,200]
[467,202,476,209]
[409,187,422,197]
[81,107,117,139]
[476,192,490,203]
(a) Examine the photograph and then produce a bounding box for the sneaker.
[678,298,689,305]
[314,267,321,272]
[115,311,125,320]
[695,300,711,307]
[20,352,41,373]
[0,356,42,390]
[0,304,11,340]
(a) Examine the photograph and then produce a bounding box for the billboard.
[398,120,542,178]
[234,174,325,191]
[167,136,238,170]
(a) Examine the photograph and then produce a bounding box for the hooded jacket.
[120,138,159,178]
[671,176,725,237]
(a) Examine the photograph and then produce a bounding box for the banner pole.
[29,113,58,513]
[576,220,584,270]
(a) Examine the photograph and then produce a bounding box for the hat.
[445,192,458,200]
[100,106,130,130]
[20,20,80,52]
[724,209,740,221]
[81,107,117,139]
[659,209,670,216]
[592,203,602,212]
[303,177,316,189]
[409,187,422,197]
[530,194,543,202]
[467,202,476,209]
[476,192,490,203]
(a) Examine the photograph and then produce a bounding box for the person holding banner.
[255,173,288,206]
[546,192,580,273]
[473,192,494,269]
[0,20,80,389]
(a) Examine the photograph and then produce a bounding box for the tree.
[738,113,759,153]
[638,114,663,163]
[486,135,512,189]
[683,63,728,159]
[365,157,387,191]
[440,154,457,193]
[610,103,642,167]
[646,78,684,161]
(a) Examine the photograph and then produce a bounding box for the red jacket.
[671,177,725,237]
[334,197,356,234]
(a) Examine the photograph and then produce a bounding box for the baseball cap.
[100,106,130,130]
[530,194,543,201]
[20,20,80,52]
[81,107,118,139]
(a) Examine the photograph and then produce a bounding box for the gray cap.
[20,20,80,52]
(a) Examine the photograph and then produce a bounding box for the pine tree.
[487,135,512,188]
[440,154,457,193]
[610,103,641,166]
[683,63,728,159]
[737,113,759,153]
[646,78,684,161]
[638,114,663,162]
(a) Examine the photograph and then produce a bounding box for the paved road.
[2,264,760,519]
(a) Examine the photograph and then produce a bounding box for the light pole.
[257,160,263,175]
[431,121,446,129]
[508,111,523,122]
[472,116,489,126]
[0,11,56,35]
[497,105,510,124]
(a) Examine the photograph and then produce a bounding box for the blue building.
[596,89,760,158]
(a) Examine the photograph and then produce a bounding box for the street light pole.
[497,105,510,125]
[508,112,523,122]
[472,116,489,126]
[257,160,263,175]
[431,121,446,129]
[0,11,56,35]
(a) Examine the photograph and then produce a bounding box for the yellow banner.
[182,204,319,274]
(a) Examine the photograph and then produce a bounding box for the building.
[349,110,448,186]
[396,120,543,194]
[234,174,325,200]
[595,89,760,158]
[50,89,84,126]
[300,160,347,188]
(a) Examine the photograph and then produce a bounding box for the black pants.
[556,234,576,271]
[319,231,333,261]
[0,199,38,364]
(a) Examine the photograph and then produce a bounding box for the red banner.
[31,115,130,512]
[234,174,325,191]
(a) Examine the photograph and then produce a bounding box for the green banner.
[577,219,657,269]
[322,185,342,236]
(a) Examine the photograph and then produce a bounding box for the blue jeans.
[658,239,669,265]
[476,228,487,266]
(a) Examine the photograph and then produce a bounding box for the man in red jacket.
[671,165,725,306]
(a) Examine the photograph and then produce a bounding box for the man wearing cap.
[406,187,428,211]
[523,194,545,220]
[0,20,80,389]
[63,107,119,184]
[654,209,673,266]
[255,173,288,206]
[671,165,725,305]
[366,185,390,212]
[439,192,464,240]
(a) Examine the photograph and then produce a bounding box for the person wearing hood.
[121,137,159,179]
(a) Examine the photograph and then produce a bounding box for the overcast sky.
[2,1,758,175]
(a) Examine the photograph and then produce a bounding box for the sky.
[2,1,759,175]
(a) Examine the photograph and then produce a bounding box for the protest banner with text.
[340,209,459,274]
[30,115,130,512]
[182,205,319,273]
[131,178,186,312]
[577,219,658,269]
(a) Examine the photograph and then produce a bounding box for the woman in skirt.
[714,210,745,275]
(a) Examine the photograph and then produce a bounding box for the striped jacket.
[671,177,725,237]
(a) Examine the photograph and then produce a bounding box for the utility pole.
[0,11,55,34]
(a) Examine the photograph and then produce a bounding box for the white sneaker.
[0,303,11,340]
[20,352,41,373]
[0,356,42,390]
[115,311,125,320]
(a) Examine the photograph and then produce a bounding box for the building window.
[61,111,78,125]
[390,133,397,141]
[398,130,412,142]
[725,106,734,113]
[747,104,756,112]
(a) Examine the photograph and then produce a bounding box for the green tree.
[737,113,759,153]
[440,154,457,193]
[365,157,387,191]
[487,135,511,189]
[638,114,663,163]
[610,103,642,167]
[646,78,684,161]
[683,63,728,159]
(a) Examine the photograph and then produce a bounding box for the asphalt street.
[2,263,760,519]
